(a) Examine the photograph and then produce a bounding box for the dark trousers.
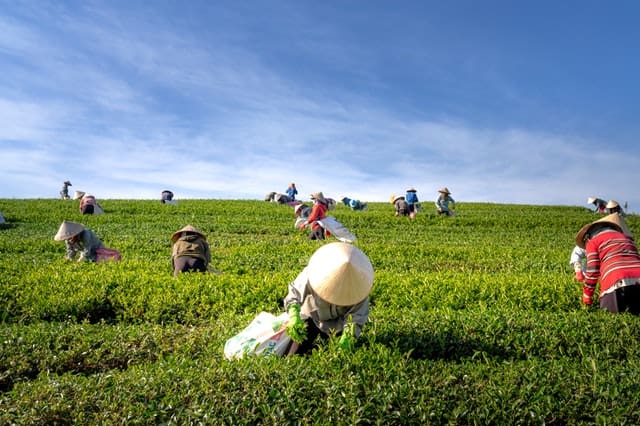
[309,227,325,240]
[173,256,206,277]
[600,285,640,314]
[81,204,94,215]
[287,319,327,355]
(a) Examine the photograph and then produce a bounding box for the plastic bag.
[317,216,357,243]
[96,247,121,262]
[224,312,291,360]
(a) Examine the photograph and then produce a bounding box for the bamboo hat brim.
[575,213,632,248]
[171,225,206,242]
[54,221,84,241]
[306,242,374,306]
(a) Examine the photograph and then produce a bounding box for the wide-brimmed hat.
[606,200,619,209]
[73,190,86,200]
[587,196,597,204]
[171,225,206,242]
[54,221,84,241]
[438,187,451,194]
[294,204,307,215]
[391,195,404,204]
[306,242,374,306]
[406,187,417,192]
[64,180,72,186]
[575,213,632,248]
[310,192,326,203]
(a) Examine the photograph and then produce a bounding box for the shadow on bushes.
[372,328,514,361]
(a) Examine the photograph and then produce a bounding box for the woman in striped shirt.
[576,213,640,313]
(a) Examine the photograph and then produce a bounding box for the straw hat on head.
[606,200,619,209]
[575,213,632,248]
[294,204,306,215]
[587,196,596,204]
[64,180,72,186]
[306,242,374,306]
[171,225,206,242]
[310,192,326,203]
[54,221,84,241]
[74,190,86,200]
[391,195,404,204]
[438,187,451,194]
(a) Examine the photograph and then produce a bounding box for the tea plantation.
[1,199,639,424]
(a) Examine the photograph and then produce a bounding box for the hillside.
[1,199,639,424]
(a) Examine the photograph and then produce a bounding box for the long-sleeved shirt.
[283,266,369,337]
[583,229,640,298]
[569,246,586,271]
[65,229,104,261]
[435,195,455,212]
[286,186,298,200]
[405,191,419,205]
[172,234,211,265]
[306,201,327,230]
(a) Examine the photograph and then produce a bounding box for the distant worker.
[265,191,291,204]
[171,225,215,277]
[294,203,311,228]
[284,242,374,355]
[286,183,298,201]
[54,221,120,262]
[606,200,625,217]
[299,192,329,240]
[405,188,419,217]
[575,213,640,314]
[569,245,587,282]
[161,190,176,204]
[60,180,72,200]
[341,196,368,211]
[587,196,606,213]
[390,195,409,217]
[79,193,104,215]
[436,187,455,216]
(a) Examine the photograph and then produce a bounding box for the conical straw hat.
[587,196,596,204]
[171,225,206,242]
[575,213,632,248]
[73,190,86,200]
[54,221,84,241]
[438,187,451,194]
[606,200,619,209]
[306,242,374,306]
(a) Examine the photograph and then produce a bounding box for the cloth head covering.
[54,221,85,241]
[306,242,374,306]
[606,200,619,209]
[171,225,206,242]
[438,187,451,194]
[575,213,632,248]
[310,192,326,203]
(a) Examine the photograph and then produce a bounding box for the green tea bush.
[1,198,640,424]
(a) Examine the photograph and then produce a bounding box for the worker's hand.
[338,322,355,351]
[581,292,593,306]
[286,304,307,343]
[575,270,585,281]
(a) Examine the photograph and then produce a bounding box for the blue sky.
[2,1,639,210]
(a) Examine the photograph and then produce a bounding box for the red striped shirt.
[583,229,640,296]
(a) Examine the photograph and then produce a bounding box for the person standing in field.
[54,220,115,262]
[405,188,419,217]
[60,180,72,199]
[435,187,455,216]
[171,225,216,277]
[299,192,329,240]
[286,183,298,201]
[391,195,410,217]
[575,213,640,313]
[587,196,606,213]
[284,242,374,355]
